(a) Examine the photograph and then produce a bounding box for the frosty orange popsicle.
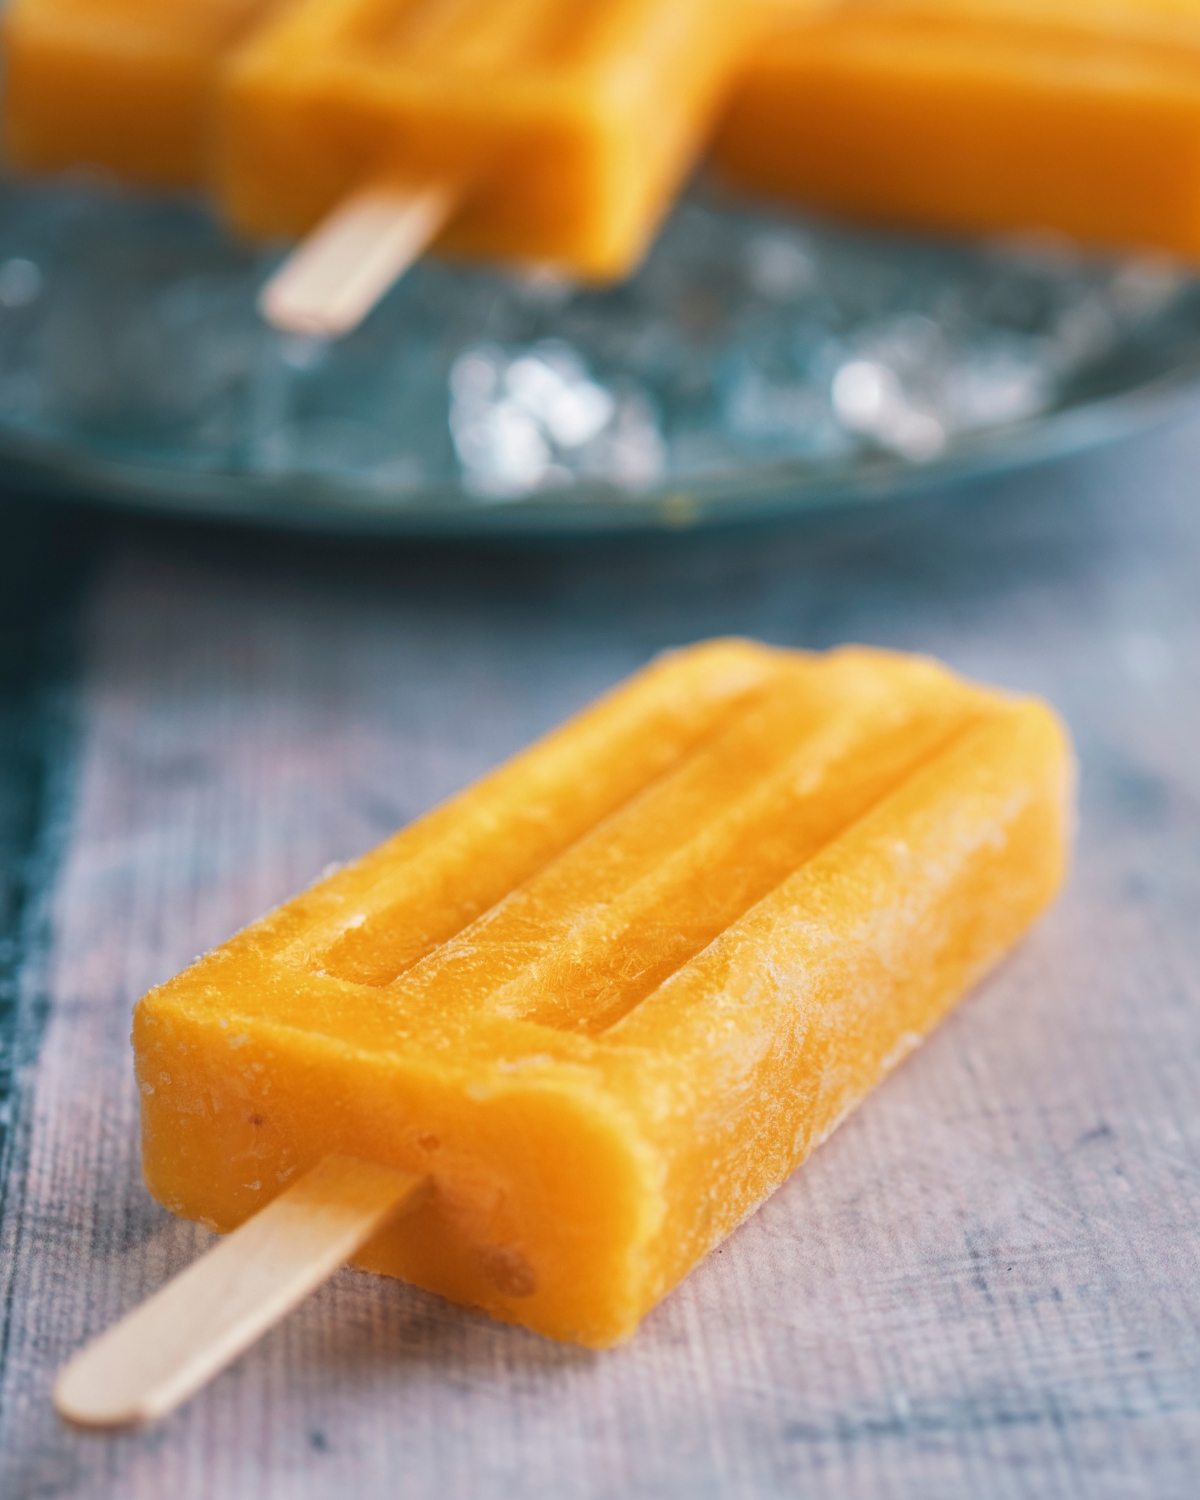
[129,640,1073,1354]
[2,0,277,186]
[714,0,1200,257]
[216,0,771,285]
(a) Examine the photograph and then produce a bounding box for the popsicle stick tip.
[258,178,461,339]
[53,1157,425,1430]
[53,1368,156,1432]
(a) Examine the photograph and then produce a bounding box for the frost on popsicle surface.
[134,641,1073,1347]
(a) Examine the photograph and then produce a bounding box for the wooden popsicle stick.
[258,178,461,338]
[54,1156,426,1430]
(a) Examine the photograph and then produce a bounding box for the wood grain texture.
[2,407,1200,1497]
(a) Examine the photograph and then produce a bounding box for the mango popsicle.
[133,639,1073,1350]
[713,0,1200,258]
[2,0,278,187]
[215,0,773,283]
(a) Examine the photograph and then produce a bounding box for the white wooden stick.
[258,179,460,338]
[54,1156,425,1429]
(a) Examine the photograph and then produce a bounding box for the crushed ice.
[0,178,1191,506]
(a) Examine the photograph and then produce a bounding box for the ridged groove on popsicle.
[511,663,994,1034]
[608,699,1074,1315]
[262,638,780,985]
[369,650,998,1038]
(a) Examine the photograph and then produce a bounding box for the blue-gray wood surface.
[1,416,1199,1499]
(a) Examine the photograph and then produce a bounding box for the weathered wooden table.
[1,414,1198,1499]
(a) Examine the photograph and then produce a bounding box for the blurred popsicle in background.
[5,0,1200,339]
[714,0,1200,258]
[1,0,786,333]
[1,0,279,186]
[220,0,776,331]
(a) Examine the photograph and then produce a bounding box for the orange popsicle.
[216,0,773,283]
[714,0,1200,258]
[133,640,1073,1349]
[1,0,278,187]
